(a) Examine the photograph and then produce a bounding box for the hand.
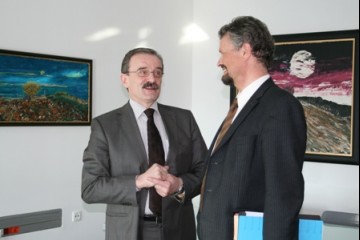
[136,164,169,189]
[151,174,183,197]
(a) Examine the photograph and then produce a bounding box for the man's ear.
[120,73,128,87]
[241,43,252,57]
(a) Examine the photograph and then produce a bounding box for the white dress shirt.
[232,74,270,122]
[129,99,169,215]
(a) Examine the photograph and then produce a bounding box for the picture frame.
[230,30,359,165]
[0,49,92,126]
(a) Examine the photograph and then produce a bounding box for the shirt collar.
[236,74,270,101]
[129,99,159,119]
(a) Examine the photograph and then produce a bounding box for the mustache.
[142,82,160,89]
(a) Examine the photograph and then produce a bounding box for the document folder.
[234,211,323,240]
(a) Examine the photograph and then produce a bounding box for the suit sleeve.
[261,95,307,240]
[180,112,207,202]
[81,118,138,205]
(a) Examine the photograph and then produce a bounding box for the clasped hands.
[135,163,183,197]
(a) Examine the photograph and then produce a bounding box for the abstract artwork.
[269,30,358,164]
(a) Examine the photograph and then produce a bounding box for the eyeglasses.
[126,68,164,78]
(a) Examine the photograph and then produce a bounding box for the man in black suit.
[197,16,307,240]
[82,48,207,240]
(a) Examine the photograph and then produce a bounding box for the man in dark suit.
[82,48,207,240]
[197,16,307,240]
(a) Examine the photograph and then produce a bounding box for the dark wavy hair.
[121,47,164,73]
[218,16,274,69]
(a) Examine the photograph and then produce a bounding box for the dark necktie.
[199,98,238,211]
[144,108,165,216]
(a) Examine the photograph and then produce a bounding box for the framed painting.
[0,49,92,126]
[270,30,359,165]
[230,30,359,164]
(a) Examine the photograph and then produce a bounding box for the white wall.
[0,0,358,240]
[0,0,193,239]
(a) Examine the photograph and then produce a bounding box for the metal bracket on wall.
[322,211,359,227]
[0,209,62,237]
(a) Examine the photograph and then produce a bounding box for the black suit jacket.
[82,102,207,240]
[197,79,307,240]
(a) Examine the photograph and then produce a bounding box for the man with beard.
[82,48,207,240]
[197,16,307,240]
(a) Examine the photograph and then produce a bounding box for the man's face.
[121,53,163,107]
[217,34,243,86]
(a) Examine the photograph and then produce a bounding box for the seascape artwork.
[0,50,92,125]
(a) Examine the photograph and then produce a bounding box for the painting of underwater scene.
[0,49,92,126]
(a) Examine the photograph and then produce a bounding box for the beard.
[221,74,234,86]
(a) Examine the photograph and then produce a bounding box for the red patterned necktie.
[144,108,165,216]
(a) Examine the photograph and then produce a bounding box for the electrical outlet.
[71,211,82,222]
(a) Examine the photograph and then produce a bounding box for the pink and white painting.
[269,33,357,161]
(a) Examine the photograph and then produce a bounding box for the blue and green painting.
[0,52,91,124]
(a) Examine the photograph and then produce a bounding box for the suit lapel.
[157,105,178,173]
[211,79,275,155]
[118,102,148,171]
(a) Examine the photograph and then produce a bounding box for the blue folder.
[235,212,323,240]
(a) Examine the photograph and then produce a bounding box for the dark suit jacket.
[197,79,307,240]
[81,102,207,240]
